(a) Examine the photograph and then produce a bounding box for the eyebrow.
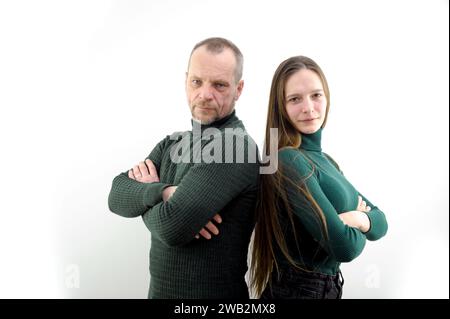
[286,89,324,99]
[189,75,230,85]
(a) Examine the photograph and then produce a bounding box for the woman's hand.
[338,196,371,233]
[357,195,371,213]
[338,211,370,233]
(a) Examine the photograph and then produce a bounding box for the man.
[108,37,259,298]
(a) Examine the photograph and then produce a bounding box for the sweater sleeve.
[108,136,172,218]
[322,152,388,242]
[280,149,366,263]
[142,136,259,247]
[357,193,388,241]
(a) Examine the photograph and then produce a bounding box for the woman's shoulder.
[278,147,312,169]
[278,147,314,176]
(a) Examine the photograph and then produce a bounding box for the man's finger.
[128,170,136,180]
[139,161,150,176]
[213,214,222,224]
[199,228,211,240]
[146,159,159,180]
[133,165,141,178]
[366,206,371,212]
[204,221,219,235]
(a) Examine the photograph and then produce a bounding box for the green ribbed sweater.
[275,128,388,275]
[108,111,259,298]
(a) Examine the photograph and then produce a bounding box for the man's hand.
[128,159,159,183]
[195,214,222,240]
[160,187,222,239]
[129,160,222,240]
[162,186,177,202]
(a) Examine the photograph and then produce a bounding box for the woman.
[251,56,388,299]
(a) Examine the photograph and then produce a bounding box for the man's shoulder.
[159,130,192,144]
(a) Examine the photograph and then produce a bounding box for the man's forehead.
[187,66,233,78]
[190,47,235,68]
[188,57,235,81]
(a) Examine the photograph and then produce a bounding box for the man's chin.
[192,111,218,125]
[193,117,215,125]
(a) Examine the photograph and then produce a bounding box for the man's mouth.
[196,106,215,111]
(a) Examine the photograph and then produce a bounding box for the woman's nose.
[300,97,314,113]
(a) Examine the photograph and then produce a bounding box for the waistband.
[276,266,344,285]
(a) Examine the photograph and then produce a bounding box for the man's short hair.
[189,37,244,82]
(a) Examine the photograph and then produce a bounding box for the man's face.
[186,46,243,124]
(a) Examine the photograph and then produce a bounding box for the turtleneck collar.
[191,110,238,131]
[300,128,323,152]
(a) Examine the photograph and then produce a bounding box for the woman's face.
[284,69,327,135]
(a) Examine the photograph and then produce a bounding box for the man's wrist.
[162,185,176,202]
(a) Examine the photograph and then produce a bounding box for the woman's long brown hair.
[250,56,331,297]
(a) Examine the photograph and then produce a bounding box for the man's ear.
[235,80,244,100]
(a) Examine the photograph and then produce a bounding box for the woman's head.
[267,56,330,147]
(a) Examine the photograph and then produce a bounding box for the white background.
[0,0,448,298]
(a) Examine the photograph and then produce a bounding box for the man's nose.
[199,85,214,100]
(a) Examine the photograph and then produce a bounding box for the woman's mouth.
[300,118,317,122]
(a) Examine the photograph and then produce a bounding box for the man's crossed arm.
[128,159,222,240]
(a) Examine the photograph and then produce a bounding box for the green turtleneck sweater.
[108,111,259,298]
[276,128,388,275]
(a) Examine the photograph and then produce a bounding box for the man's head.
[186,37,244,125]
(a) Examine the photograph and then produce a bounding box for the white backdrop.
[0,0,448,298]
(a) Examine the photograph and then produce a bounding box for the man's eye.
[192,80,201,85]
[215,83,225,88]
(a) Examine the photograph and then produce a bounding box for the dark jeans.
[260,267,344,299]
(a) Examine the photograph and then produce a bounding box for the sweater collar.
[300,128,323,152]
[191,110,238,131]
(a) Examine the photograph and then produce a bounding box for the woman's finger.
[357,196,363,209]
